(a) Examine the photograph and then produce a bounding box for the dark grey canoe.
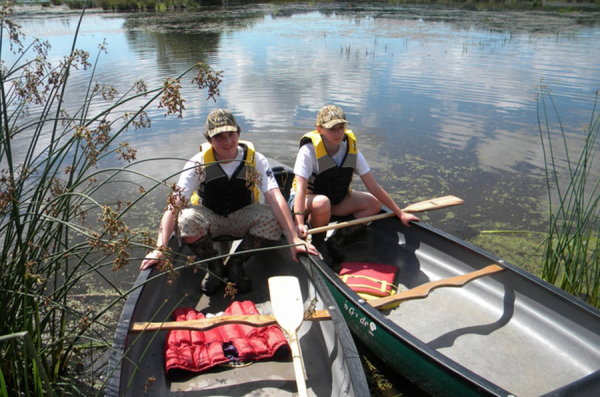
[106,237,370,397]
[303,213,600,397]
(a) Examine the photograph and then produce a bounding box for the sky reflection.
[4,4,600,234]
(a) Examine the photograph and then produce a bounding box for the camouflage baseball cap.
[205,109,240,137]
[316,105,350,128]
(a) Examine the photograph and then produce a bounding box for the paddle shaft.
[307,195,464,235]
[288,330,308,397]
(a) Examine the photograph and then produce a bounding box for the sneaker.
[201,259,225,295]
[226,258,252,293]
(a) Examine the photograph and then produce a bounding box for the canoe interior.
[107,238,368,397]
[312,216,600,397]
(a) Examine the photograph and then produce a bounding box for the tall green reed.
[1,2,222,395]
[537,83,600,307]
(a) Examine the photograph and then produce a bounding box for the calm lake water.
[5,2,600,395]
[7,0,600,298]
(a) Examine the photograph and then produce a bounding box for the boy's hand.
[289,237,318,262]
[296,223,308,239]
[399,212,420,227]
[140,249,165,270]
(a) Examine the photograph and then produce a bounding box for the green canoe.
[302,214,600,397]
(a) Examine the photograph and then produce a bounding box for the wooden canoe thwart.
[368,264,504,310]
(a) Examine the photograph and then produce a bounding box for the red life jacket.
[164,301,290,379]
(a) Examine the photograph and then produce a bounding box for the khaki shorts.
[178,202,283,241]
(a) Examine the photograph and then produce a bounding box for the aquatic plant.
[0,1,222,395]
[537,83,600,307]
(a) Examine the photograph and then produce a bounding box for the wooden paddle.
[129,310,331,333]
[307,195,464,235]
[269,276,308,397]
[368,264,504,310]
[130,264,503,333]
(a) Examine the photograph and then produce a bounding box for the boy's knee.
[182,235,200,244]
[312,195,332,214]
[361,194,381,216]
[371,197,382,212]
[178,218,208,240]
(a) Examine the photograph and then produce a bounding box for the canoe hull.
[107,238,369,396]
[305,215,600,397]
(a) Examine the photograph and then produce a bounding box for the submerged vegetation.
[477,85,600,308]
[0,1,222,395]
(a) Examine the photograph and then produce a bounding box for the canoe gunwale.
[298,254,371,396]
[106,267,152,396]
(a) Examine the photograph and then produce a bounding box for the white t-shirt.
[292,140,370,195]
[177,146,279,203]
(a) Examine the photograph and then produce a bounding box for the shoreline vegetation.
[11,0,600,13]
[1,2,224,395]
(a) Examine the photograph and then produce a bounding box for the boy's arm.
[140,202,178,270]
[264,188,318,261]
[360,172,420,227]
[292,176,309,238]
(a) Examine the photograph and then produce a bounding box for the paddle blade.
[269,276,304,332]
[307,195,465,235]
[402,195,464,213]
[269,276,309,396]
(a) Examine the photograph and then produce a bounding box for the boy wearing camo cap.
[141,109,317,294]
[289,104,420,263]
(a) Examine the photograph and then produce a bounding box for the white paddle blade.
[268,276,304,332]
[269,276,308,397]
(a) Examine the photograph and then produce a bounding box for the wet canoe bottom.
[170,358,296,395]
[389,286,588,396]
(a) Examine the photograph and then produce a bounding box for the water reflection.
[4,3,600,236]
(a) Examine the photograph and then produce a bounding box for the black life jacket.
[191,141,259,216]
[294,130,357,206]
